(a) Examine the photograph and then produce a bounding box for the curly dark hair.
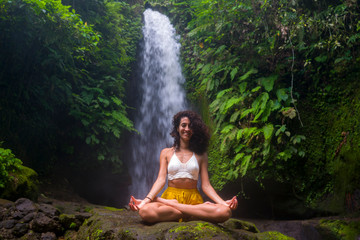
[170,110,210,155]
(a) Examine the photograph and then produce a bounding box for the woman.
[129,110,238,223]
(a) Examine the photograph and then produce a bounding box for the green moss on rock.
[1,165,38,201]
[316,219,360,240]
[72,208,293,240]
[165,221,232,239]
[221,218,260,233]
[256,231,295,240]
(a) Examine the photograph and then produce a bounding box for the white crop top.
[167,152,199,181]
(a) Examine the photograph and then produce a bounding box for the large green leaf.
[259,75,277,92]
[263,124,274,140]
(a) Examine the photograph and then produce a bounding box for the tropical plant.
[0,143,23,189]
[0,0,142,173]
[152,0,360,210]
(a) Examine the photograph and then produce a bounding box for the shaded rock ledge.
[1,197,359,239]
[0,198,293,239]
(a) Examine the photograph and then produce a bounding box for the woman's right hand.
[225,196,238,210]
[129,196,148,211]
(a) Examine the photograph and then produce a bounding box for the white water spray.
[128,9,187,198]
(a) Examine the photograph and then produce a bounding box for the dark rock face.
[30,212,61,233]
[0,198,89,239]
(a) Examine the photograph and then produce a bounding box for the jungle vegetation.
[157,0,360,214]
[0,0,142,181]
[1,0,359,215]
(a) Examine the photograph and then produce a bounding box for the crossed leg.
[139,198,231,223]
[138,202,183,223]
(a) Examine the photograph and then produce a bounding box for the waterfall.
[128,9,187,198]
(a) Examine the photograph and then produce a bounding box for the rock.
[21,230,41,240]
[41,232,57,240]
[0,197,93,239]
[163,221,233,239]
[0,228,13,240]
[15,198,37,214]
[316,218,360,240]
[59,213,82,231]
[75,212,91,222]
[1,219,16,229]
[220,218,259,233]
[12,222,28,237]
[256,231,295,239]
[0,199,13,208]
[1,166,39,201]
[301,221,322,239]
[74,207,294,240]
[30,212,62,234]
[13,209,26,219]
[38,203,59,217]
[5,197,357,240]
[23,212,36,223]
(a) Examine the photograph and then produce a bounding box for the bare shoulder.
[160,147,174,158]
[195,152,208,164]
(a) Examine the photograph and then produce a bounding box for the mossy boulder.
[0,165,39,201]
[256,231,296,239]
[69,207,294,240]
[316,219,360,240]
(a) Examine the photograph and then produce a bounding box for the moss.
[1,165,38,201]
[166,221,232,239]
[103,206,124,211]
[90,229,103,240]
[221,218,260,233]
[169,225,189,233]
[256,231,295,240]
[69,222,77,229]
[59,214,77,229]
[84,206,94,212]
[317,219,360,240]
[297,81,360,213]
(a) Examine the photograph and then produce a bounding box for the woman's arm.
[199,154,238,210]
[129,148,170,210]
[199,153,228,205]
[145,148,169,200]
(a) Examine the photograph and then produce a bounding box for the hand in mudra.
[225,196,238,210]
[129,196,146,211]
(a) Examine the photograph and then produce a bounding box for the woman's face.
[178,117,192,141]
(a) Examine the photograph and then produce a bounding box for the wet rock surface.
[1,197,359,239]
[0,197,91,239]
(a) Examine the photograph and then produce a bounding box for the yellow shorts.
[161,187,203,205]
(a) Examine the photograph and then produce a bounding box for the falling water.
[128,9,187,198]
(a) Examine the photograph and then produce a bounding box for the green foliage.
[1,164,39,201]
[164,0,308,184]
[0,143,38,200]
[0,0,142,173]
[317,219,360,240]
[300,82,360,211]
[157,0,360,211]
[0,143,23,189]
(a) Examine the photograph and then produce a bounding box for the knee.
[216,205,232,223]
[139,204,157,223]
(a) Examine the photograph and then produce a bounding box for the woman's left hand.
[129,196,146,211]
[225,196,238,210]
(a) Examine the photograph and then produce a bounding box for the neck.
[179,139,190,151]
